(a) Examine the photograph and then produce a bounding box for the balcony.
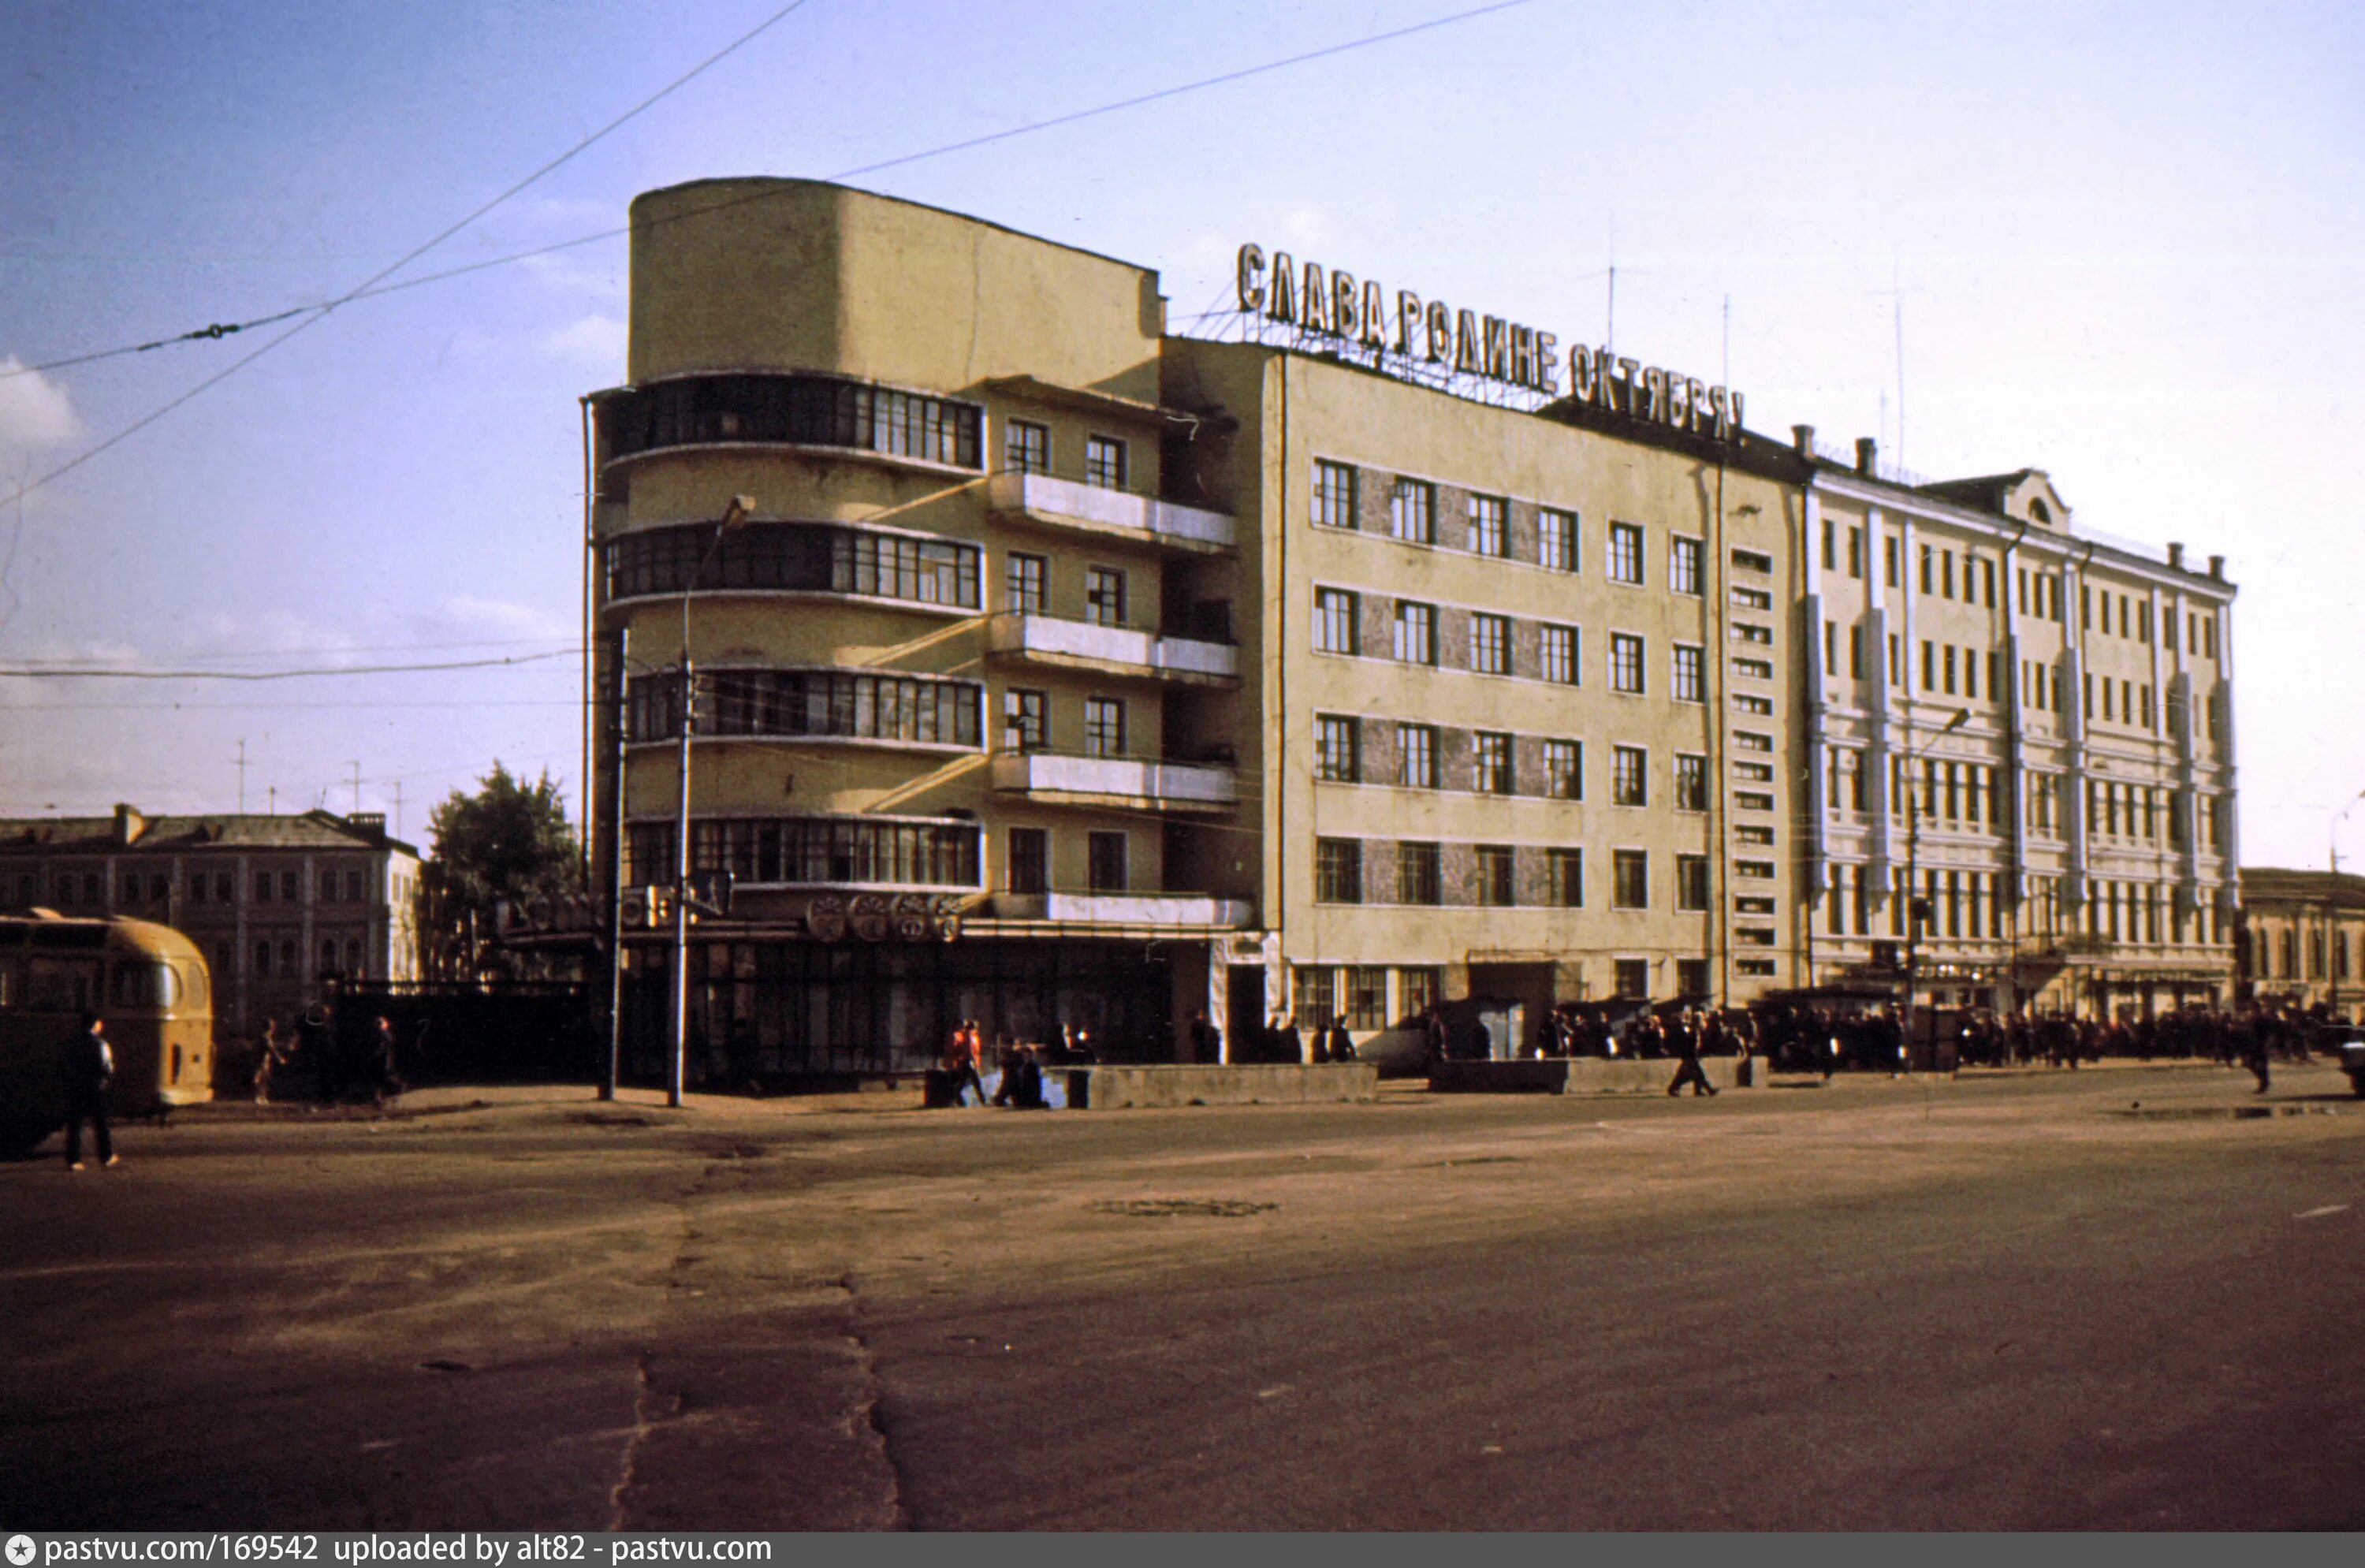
[987,891,1254,929]
[989,750,1238,813]
[985,471,1235,553]
[987,613,1238,686]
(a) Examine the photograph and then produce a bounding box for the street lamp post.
[1901,706,1971,1063]
[666,496,753,1109]
[2329,788,2365,1022]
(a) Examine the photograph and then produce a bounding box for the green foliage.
[420,763,583,978]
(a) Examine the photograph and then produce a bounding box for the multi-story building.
[587,178,1806,1080]
[0,803,424,1037]
[1799,441,2240,1017]
[2235,867,2365,1020]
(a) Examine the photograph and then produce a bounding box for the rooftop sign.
[1235,244,1744,442]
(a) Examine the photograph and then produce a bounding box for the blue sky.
[2,0,2362,866]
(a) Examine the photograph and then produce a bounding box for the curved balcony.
[985,471,1235,553]
[594,372,982,471]
[989,750,1238,814]
[986,613,1238,687]
[602,521,981,613]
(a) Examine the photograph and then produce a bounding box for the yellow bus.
[0,913,214,1155]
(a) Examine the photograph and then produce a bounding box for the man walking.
[64,1011,117,1171]
[1666,1011,1717,1098]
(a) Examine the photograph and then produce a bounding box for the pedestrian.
[2243,1023,2272,1095]
[253,1015,285,1105]
[370,1015,404,1107]
[1326,1018,1354,1064]
[1190,1009,1220,1064]
[64,1011,117,1171]
[1666,1013,1717,1097]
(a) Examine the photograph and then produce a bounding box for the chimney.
[347,811,388,845]
[2166,542,2184,569]
[1855,437,1879,475]
[1791,423,1816,458]
[2207,554,2225,580]
[112,803,146,846]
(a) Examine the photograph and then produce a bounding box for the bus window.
[110,961,179,1011]
[28,958,99,1013]
[181,964,208,1011]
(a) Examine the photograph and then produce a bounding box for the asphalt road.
[2,1060,2361,1530]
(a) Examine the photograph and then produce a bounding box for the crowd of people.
[246,1007,405,1107]
[926,1018,1104,1108]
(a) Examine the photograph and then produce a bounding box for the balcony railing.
[987,613,1238,683]
[985,471,1235,552]
[989,750,1238,811]
[988,890,1254,927]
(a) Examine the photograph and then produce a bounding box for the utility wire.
[6,0,1532,393]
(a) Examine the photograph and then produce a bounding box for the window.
[1082,696,1125,757]
[1467,493,1507,556]
[1821,516,1836,572]
[1470,613,1510,675]
[1315,715,1360,782]
[1088,831,1129,893]
[1547,848,1584,907]
[1733,584,1771,609]
[1004,552,1046,613]
[1007,828,1048,893]
[255,873,273,904]
[1397,724,1438,788]
[1084,565,1127,627]
[216,872,234,903]
[1674,753,1708,811]
[1317,838,1362,903]
[1608,523,1644,585]
[1732,546,1774,575]
[1084,434,1127,490]
[1540,508,1577,571]
[603,373,983,467]
[191,875,209,906]
[1614,957,1650,997]
[1676,855,1710,911]
[1399,966,1439,1018]
[637,818,985,891]
[1849,525,1865,579]
[1004,419,1049,475]
[1612,851,1649,909]
[1734,693,1774,715]
[1393,601,1437,665]
[639,669,985,747]
[1004,688,1047,751]
[1735,730,1772,752]
[1884,535,1901,587]
[1476,845,1516,907]
[1613,745,1648,806]
[1313,460,1356,527]
[1609,632,1644,694]
[1398,842,1442,905]
[1672,642,1705,703]
[1540,624,1578,685]
[1544,739,1583,800]
[1314,587,1359,654]
[254,940,272,978]
[1670,535,1703,596]
[1474,732,1514,795]
[1346,966,1389,1030]
[1292,966,1335,1030]
[1389,478,1436,543]
[1732,657,1772,680]
[1920,545,1935,595]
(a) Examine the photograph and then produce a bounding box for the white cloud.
[427,594,574,642]
[540,312,628,373]
[0,356,82,467]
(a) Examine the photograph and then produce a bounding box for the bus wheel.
[0,1121,59,1158]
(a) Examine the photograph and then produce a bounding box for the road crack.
[838,1272,911,1530]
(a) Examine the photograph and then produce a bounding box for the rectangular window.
[1612,850,1650,910]
[1942,549,1956,599]
[1540,624,1578,685]
[1610,632,1644,694]
[1467,493,1508,556]
[1004,419,1049,475]
[1084,434,1127,490]
[1613,744,1648,806]
[1539,508,1578,571]
[1608,523,1644,585]
[1676,854,1710,912]
[1544,739,1582,800]
[1004,688,1045,750]
[1004,551,1046,613]
[1732,657,1773,680]
[1315,838,1362,903]
[1312,460,1355,528]
[1398,841,1442,905]
[1822,516,1837,572]
[1082,696,1125,757]
[1083,565,1127,627]
[1942,644,1958,695]
[1399,966,1439,1018]
[1733,546,1774,575]
[1474,732,1514,795]
[1085,830,1127,892]
[1393,601,1438,665]
[1476,845,1516,907]
[1397,724,1438,788]
[1314,587,1358,654]
[1885,535,1901,587]
[1314,715,1360,783]
[1389,478,1436,543]
[1470,613,1510,675]
[1007,828,1048,894]
[1849,526,1864,579]
[1920,545,1935,595]
[1346,966,1389,1030]
[1672,642,1705,703]
[1547,848,1584,907]
[1674,753,1708,811]
[1670,535,1703,597]
[255,873,274,903]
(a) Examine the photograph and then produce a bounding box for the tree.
[419,763,583,979]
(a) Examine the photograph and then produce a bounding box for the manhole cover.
[1089,1197,1277,1219]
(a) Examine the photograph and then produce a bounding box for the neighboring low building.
[0,804,423,1037]
[2236,867,2365,1021]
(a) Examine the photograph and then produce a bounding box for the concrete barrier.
[1071,1062,1378,1109]
[1429,1056,1760,1096]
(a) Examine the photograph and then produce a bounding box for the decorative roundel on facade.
[806,894,847,943]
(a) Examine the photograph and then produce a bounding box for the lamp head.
[719,494,755,531]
